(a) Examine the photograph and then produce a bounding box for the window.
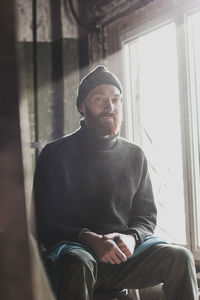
[122,4,200,256]
[124,23,186,245]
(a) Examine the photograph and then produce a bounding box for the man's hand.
[80,231,127,264]
[103,233,136,258]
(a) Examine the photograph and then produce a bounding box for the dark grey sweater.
[34,123,157,248]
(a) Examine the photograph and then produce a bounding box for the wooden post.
[0,1,34,300]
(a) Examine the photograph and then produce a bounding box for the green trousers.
[58,244,198,300]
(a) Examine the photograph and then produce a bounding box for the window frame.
[181,2,200,259]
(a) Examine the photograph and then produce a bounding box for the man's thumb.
[102,234,110,240]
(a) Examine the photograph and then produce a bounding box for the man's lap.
[62,243,192,290]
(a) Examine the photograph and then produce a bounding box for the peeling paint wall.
[16,0,33,42]
[16,1,82,138]
[16,0,79,42]
[16,0,83,211]
[16,0,81,137]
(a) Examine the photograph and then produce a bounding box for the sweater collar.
[77,120,119,150]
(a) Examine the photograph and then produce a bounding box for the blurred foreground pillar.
[0,1,55,300]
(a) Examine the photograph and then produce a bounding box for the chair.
[94,288,128,300]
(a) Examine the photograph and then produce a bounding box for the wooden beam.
[0,1,33,300]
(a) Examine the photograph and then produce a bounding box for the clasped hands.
[80,231,136,265]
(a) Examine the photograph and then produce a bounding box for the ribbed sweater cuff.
[78,228,91,242]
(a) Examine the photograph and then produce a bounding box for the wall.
[14,2,87,298]
[16,0,82,139]
[16,0,84,213]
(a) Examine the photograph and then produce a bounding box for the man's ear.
[78,101,86,115]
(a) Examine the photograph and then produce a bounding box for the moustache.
[99,113,116,118]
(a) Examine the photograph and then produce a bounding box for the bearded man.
[33,66,198,300]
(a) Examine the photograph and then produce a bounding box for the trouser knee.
[160,245,198,300]
[168,245,195,267]
[160,244,196,283]
[59,249,97,300]
[62,248,97,278]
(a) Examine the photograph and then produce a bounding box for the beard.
[84,104,122,137]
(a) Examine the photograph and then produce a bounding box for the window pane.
[187,10,200,248]
[124,23,186,245]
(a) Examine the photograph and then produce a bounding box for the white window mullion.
[174,10,193,251]
[185,8,200,258]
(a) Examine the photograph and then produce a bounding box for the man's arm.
[124,155,157,243]
[33,146,88,246]
[105,155,156,260]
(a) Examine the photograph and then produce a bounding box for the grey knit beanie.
[77,65,123,110]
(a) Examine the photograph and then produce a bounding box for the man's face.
[79,84,122,136]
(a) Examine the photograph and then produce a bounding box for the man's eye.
[95,97,103,102]
[112,97,121,103]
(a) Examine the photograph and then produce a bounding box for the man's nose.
[104,98,114,112]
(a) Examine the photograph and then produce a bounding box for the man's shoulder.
[117,137,147,168]
[118,137,144,155]
[39,130,79,158]
[46,131,77,148]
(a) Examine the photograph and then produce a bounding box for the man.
[33,66,198,300]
